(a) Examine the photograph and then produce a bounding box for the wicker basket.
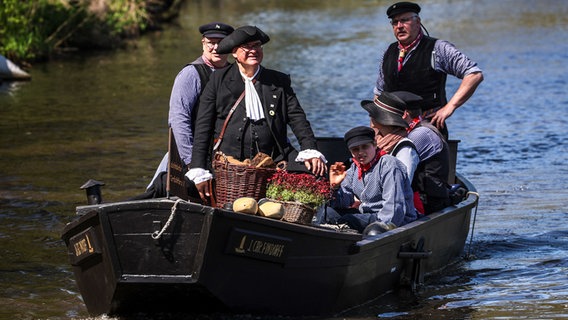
[212,153,277,208]
[278,200,316,225]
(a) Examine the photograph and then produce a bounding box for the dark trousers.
[314,205,377,233]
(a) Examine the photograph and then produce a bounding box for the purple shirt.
[407,126,443,161]
[168,62,214,166]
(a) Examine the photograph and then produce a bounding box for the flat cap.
[344,126,376,149]
[386,2,421,18]
[199,22,234,38]
[216,26,270,54]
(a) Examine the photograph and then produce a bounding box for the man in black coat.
[188,25,327,203]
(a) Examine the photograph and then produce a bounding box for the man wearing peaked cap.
[374,1,483,139]
[142,21,234,200]
[188,25,327,204]
[168,21,234,165]
[313,124,418,234]
[389,90,451,215]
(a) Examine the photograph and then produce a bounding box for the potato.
[259,201,284,219]
[232,197,258,214]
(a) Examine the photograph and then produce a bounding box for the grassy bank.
[0,0,181,65]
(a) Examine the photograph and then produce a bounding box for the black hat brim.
[217,26,270,54]
[361,100,409,128]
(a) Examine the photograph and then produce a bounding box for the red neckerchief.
[397,31,423,72]
[352,148,387,180]
[406,116,422,133]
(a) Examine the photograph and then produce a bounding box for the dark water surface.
[1,0,567,319]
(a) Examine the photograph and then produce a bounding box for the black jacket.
[190,64,318,169]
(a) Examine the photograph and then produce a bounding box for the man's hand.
[195,180,211,204]
[304,157,327,177]
[428,105,455,129]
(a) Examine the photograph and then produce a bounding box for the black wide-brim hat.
[361,92,409,128]
[386,2,421,18]
[216,26,270,54]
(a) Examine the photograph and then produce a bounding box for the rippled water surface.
[1,0,567,319]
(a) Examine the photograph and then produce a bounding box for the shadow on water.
[1,0,568,319]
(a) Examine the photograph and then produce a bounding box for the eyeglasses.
[239,42,263,52]
[203,40,220,50]
[390,15,418,26]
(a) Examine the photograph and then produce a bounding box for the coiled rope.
[151,198,184,240]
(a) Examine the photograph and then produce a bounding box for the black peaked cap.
[390,91,423,110]
[386,2,421,18]
[344,126,376,149]
[199,22,234,38]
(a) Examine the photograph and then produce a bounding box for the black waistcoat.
[382,36,447,110]
[411,122,450,213]
[216,82,278,161]
[189,56,213,132]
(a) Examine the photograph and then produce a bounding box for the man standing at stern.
[169,22,235,170]
[375,2,483,138]
[141,22,234,199]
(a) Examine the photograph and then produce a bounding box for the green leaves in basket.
[266,171,331,208]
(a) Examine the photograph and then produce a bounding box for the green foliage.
[0,0,42,61]
[106,0,149,36]
[265,171,331,208]
[0,0,151,62]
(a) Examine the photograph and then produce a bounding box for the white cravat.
[241,68,264,121]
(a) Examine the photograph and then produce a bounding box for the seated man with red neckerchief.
[313,126,417,234]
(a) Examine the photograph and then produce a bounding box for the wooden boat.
[61,138,479,317]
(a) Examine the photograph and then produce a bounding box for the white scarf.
[241,67,264,121]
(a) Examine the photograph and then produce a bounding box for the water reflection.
[1,0,568,319]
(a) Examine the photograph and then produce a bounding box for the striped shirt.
[331,154,417,226]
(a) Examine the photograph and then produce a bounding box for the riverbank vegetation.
[0,0,182,65]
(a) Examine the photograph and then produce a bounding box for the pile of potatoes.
[232,197,284,219]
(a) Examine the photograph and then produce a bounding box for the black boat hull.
[62,174,477,316]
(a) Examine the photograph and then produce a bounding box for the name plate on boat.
[67,227,102,266]
[227,228,291,264]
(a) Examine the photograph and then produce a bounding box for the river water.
[1,0,567,319]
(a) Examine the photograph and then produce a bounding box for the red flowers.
[266,171,331,208]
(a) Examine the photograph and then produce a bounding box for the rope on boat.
[465,191,480,259]
[151,198,184,240]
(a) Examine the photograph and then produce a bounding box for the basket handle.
[276,161,287,171]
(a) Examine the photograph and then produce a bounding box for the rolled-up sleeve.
[434,40,482,79]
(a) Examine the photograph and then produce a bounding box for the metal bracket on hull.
[398,237,431,291]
